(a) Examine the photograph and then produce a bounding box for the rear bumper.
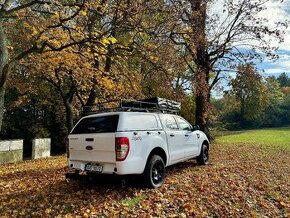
[68,158,145,175]
[68,160,116,174]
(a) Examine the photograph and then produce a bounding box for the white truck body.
[67,112,209,178]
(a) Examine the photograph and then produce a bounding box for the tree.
[19,0,156,131]
[212,93,241,129]
[277,73,290,87]
[23,48,96,132]
[168,0,287,131]
[262,77,286,127]
[213,74,290,129]
[0,0,88,132]
[123,0,194,114]
[231,64,267,127]
[3,66,70,153]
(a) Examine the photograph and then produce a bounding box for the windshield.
[71,115,119,134]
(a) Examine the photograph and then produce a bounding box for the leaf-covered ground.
[0,143,289,217]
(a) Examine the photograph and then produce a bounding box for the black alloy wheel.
[144,155,165,188]
[197,144,209,165]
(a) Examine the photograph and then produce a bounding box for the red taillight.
[65,138,69,158]
[115,137,130,161]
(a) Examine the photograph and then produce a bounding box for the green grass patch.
[215,126,290,149]
[120,194,145,208]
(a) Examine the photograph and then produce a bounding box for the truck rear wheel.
[197,144,209,165]
[144,155,165,188]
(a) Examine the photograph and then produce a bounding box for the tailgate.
[68,114,119,163]
[69,133,116,163]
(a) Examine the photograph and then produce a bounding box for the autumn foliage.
[0,142,289,217]
[0,0,288,134]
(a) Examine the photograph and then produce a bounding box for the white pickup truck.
[66,111,209,188]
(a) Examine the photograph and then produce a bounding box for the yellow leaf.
[102,36,117,46]
[9,199,16,204]
[79,10,87,16]
[122,202,129,207]
[51,12,60,21]
[31,27,38,36]
[49,39,62,47]
[149,55,158,63]
[83,213,89,218]
[108,36,117,44]
[45,208,51,214]
[183,202,195,212]
[102,38,110,45]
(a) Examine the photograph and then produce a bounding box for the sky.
[255,0,290,77]
[209,0,290,97]
[209,0,290,78]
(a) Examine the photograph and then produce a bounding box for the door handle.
[147,131,151,135]
[185,134,189,137]
[169,134,175,137]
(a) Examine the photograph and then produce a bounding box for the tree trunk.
[83,84,98,114]
[83,5,117,111]
[0,20,9,132]
[195,92,208,130]
[194,66,210,132]
[83,44,114,113]
[0,85,5,132]
[240,97,245,128]
[191,0,210,132]
[64,100,74,132]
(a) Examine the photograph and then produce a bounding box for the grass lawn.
[215,126,290,150]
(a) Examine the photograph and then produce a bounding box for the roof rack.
[82,97,181,116]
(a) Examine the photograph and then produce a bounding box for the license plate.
[85,164,103,172]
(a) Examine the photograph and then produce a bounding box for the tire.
[197,144,209,165]
[143,155,165,188]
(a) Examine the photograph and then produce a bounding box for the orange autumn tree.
[23,46,141,132]
[0,0,89,132]
[17,1,145,131]
[24,48,97,132]
[1,0,144,132]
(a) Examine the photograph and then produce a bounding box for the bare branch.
[5,0,48,15]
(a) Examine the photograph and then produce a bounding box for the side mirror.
[193,125,200,131]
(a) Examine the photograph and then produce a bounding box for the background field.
[216,127,290,150]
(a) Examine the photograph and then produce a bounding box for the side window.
[176,117,192,131]
[160,115,179,130]
[123,114,159,131]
